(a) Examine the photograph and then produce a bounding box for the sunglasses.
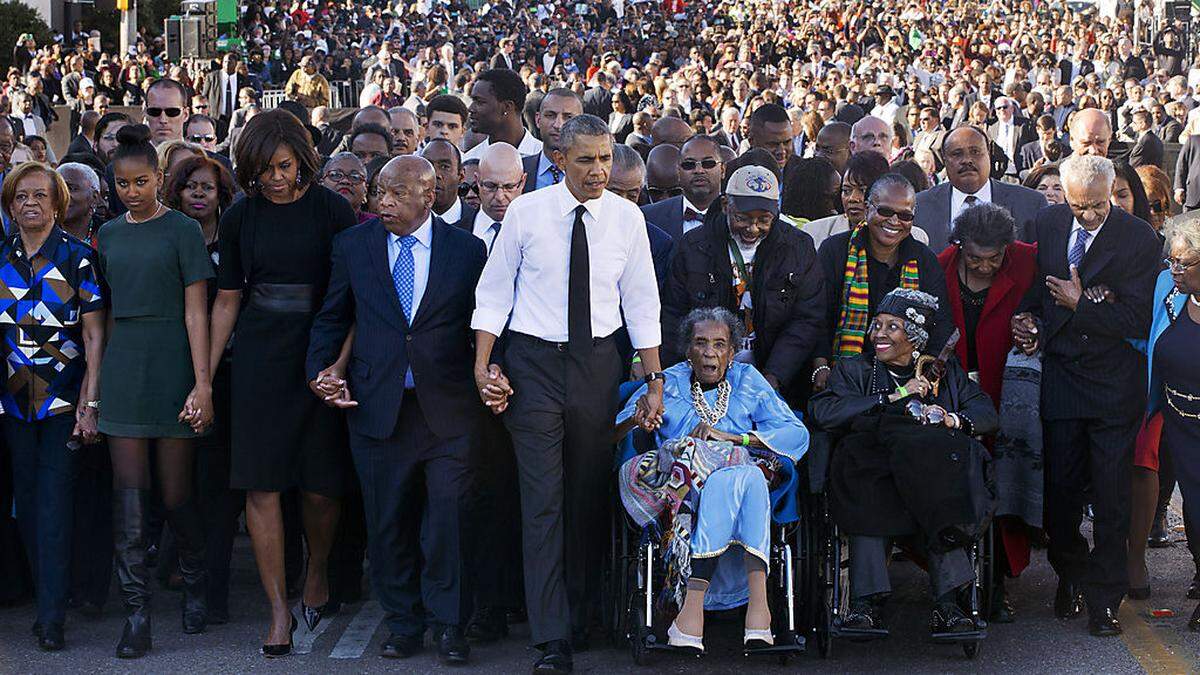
[873,205,915,222]
[1151,201,1169,214]
[458,182,478,197]
[188,134,216,143]
[146,107,183,118]
[680,158,719,171]
[647,186,684,200]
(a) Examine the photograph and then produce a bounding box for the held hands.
[633,384,665,432]
[72,405,100,445]
[474,363,513,414]
[178,385,213,433]
[1011,312,1040,355]
[308,365,359,409]
[1046,266,1083,311]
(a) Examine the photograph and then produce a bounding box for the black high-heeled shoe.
[301,600,331,632]
[261,615,298,658]
[1189,604,1200,632]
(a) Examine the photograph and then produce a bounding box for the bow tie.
[684,208,703,221]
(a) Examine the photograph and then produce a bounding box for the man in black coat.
[306,157,486,663]
[661,165,825,407]
[582,72,613,120]
[1174,134,1200,212]
[1128,110,1164,169]
[1013,155,1160,638]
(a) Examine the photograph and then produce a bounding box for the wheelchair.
[605,423,811,665]
[799,430,994,660]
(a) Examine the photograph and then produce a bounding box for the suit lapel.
[1077,218,1117,286]
[411,219,450,329]
[370,220,409,329]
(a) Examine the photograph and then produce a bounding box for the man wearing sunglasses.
[143,78,190,147]
[987,96,1026,179]
[642,135,722,241]
[184,115,220,153]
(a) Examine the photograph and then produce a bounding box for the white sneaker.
[667,621,705,651]
[743,627,774,646]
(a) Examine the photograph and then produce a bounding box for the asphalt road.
[3,507,1200,674]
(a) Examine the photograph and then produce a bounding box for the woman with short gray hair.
[1145,212,1200,630]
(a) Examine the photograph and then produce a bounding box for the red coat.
[937,241,1038,407]
[939,241,1038,576]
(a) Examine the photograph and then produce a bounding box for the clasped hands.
[178,385,214,433]
[309,365,359,408]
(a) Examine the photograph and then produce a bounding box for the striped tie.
[1068,228,1091,269]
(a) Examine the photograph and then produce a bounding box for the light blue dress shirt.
[535,152,561,190]
[388,215,433,388]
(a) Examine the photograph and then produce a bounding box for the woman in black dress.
[209,109,356,657]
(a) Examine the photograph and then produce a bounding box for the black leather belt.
[510,331,615,352]
[247,283,315,313]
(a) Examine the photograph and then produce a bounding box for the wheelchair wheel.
[630,605,652,666]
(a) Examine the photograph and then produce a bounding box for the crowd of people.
[1,0,1199,672]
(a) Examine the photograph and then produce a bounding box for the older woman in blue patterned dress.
[616,307,808,653]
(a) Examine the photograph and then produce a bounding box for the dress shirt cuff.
[627,323,662,351]
[470,308,508,337]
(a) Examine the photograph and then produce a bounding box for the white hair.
[1059,154,1114,190]
[57,162,100,193]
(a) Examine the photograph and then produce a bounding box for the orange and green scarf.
[833,227,920,359]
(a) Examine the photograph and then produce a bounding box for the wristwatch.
[643,371,665,384]
[85,400,101,410]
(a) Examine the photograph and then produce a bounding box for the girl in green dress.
[97,123,214,659]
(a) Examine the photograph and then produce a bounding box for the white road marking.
[292,603,335,655]
[329,600,386,659]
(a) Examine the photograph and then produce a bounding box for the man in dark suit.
[1154,103,1184,144]
[1019,114,1068,175]
[1013,154,1160,638]
[611,144,674,283]
[1177,133,1200,212]
[522,88,583,194]
[1128,110,1164,169]
[66,110,99,157]
[422,139,478,229]
[641,134,722,241]
[306,156,487,663]
[489,38,517,71]
[987,97,1027,179]
[582,72,613,120]
[914,126,1048,252]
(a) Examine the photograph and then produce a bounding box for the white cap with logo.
[725,165,780,215]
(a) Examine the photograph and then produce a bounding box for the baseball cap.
[725,165,779,215]
[79,77,95,90]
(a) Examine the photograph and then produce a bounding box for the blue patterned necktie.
[549,164,563,184]
[392,235,418,322]
[1068,228,1091,269]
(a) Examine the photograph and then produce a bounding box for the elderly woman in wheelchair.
[809,289,998,636]
[614,307,808,653]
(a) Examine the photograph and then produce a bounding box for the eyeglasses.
[188,134,216,143]
[194,104,208,110]
[679,158,719,171]
[458,182,478,197]
[873,205,915,222]
[323,170,365,184]
[145,107,183,118]
[1164,257,1200,274]
[480,180,522,194]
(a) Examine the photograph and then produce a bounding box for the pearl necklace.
[127,202,164,224]
[691,379,731,426]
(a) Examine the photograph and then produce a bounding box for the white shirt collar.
[389,214,433,249]
[553,180,604,222]
[682,196,708,217]
[438,197,463,224]
[1070,215,1106,244]
[951,180,993,216]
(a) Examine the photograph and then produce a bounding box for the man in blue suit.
[306,156,487,664]
[640,134,723,241]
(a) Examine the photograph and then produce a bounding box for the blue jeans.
[4,414,77,628]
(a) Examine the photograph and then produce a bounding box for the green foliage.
[0,1,52,73]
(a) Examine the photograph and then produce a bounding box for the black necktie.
[684,208,702,221]
[488,222,501,254]
[568,205,592,355]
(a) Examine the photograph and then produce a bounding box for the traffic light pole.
[120,0,138,57]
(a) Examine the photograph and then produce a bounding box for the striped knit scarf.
[833,227,921,359]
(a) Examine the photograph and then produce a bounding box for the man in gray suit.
[914,126,1048,252]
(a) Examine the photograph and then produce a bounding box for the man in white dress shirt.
[471,115,664,674]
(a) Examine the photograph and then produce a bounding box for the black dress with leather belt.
[217,185,357,495]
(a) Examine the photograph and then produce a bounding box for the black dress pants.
[195,362,243,615]
[1043,415,1138,611]
[70,440,112,609]
[503,332,621,645]
[349,394,472,638]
